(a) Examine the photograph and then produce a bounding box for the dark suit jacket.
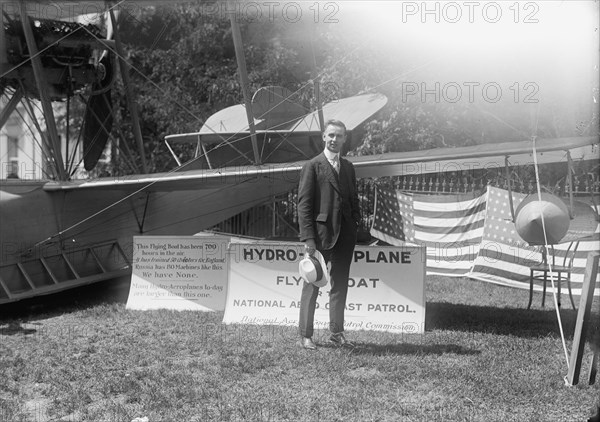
[297,152,361,250]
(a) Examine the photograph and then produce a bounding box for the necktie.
[332,156,340,174]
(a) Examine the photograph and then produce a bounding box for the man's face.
[322,124,346,154]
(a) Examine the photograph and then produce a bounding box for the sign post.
[566,252,599,386]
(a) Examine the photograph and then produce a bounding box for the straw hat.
[298,250,329,288]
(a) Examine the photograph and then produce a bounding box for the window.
[6,136,19,178]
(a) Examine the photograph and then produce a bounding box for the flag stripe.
[369,229,408,248]
[414,209,486,227]
[415,219,485,235]
[426,244,480,258]
[476,247,539,268]
[427,252,480,263]
[471,265,528,282]
[428,266,473,275]
[411,201,487,219]
[412,195,485,208]
[415,228,484,244]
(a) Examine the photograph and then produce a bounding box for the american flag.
[370,187,487,276]
[469,187,600,292]
[371,186,600,292]
[468,187,539,286]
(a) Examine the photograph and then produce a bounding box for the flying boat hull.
[0,172,297,304]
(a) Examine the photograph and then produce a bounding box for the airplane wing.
[42,161,305,192]
[352,136,598,178]
[43,135,598,192]
[165,93,388,144]
[288,93,388,133]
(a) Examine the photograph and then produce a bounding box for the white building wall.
[0,101,45,180]
[1,98,84,180]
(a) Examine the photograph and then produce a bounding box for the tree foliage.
[102,3,598,177]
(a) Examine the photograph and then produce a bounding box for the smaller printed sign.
[126,236,229,311]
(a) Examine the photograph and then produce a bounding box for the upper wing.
[165,93,388,144]
[289,93,388,133]
[352,136,599,179]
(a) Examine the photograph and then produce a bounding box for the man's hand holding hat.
[304,238,317,256]
[299,248,329,288]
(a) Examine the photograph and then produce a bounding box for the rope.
[531,136,570,369]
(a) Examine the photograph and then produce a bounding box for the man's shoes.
[300,337,317,350]
[329,332,355,347]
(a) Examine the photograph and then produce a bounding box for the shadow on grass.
[425,301,582,339]
[0,321,37,336]
[328,341,481,356]
[0,276,130,321]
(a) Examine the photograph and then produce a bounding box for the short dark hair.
[323,119,346,133]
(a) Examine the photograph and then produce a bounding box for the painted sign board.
[126,236,229,311]
[222,242,426,333]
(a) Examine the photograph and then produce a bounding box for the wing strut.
[228,1,261,165]
[0,87,23,130]
[308,22,325,132]
[19,1,67,180]
[0,6,7,78]
[567,150,574,219]
[109,5,148,173]
[505,156,516,222]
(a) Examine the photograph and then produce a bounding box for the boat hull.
[0,177,296,304]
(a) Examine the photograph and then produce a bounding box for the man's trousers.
[299,216,357,338]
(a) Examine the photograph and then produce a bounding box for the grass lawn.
[1,275,599,421]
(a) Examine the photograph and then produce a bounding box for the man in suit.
[297,119,361,350]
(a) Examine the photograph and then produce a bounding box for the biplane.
[0,1,598,305]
